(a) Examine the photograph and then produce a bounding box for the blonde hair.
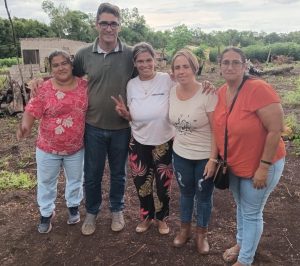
[171,49,199,74]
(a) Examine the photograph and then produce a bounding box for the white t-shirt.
[169,84,218,160]
[127,72,175,145]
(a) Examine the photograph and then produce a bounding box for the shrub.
[0,57,21,68]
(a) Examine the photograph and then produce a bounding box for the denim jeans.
[229,158,285,265]
[84,124,131,215]
[172,152,214,227]
[36,147,84,217]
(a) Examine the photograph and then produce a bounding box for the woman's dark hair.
[48,50,72,70]
[132,42,155,61]
[219,47,246,64]
[96,2,120,21]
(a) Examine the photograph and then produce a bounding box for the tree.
[42,0,69,38]
[0,18,15,58]
[167,24,193,54]
[0,17,53,58]
[119,7,149,45]
[64,10,97,42]
[42,1,97,42]
[264,32,283,44]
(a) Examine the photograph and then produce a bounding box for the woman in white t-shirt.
[112,42,175,235]
[169,49,218,255]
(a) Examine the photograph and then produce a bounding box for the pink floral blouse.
[25,78,88,155]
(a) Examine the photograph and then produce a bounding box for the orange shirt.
[213,78,286,178]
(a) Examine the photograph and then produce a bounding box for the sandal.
[223,245,240,263]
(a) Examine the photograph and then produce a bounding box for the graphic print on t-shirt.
[174,114,197,135]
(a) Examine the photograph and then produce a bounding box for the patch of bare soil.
[0,67,300,266]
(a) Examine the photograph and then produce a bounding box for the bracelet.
[260,159,272,165]
[209,158,218,163]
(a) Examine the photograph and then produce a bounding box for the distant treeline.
[1,1,300,61]
[209,42,300,62]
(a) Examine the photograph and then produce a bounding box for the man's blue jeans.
[172,152,214,227]
[84,124,131,215]
[229,158,285,265]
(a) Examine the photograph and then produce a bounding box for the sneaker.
[38,211,55,234]
[81,213,96,236]
[67,206,80,225]
[136,218,152,233]
[158,219,170,235]
[111,211,125,232]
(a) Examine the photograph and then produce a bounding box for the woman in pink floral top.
[17,50,88,234]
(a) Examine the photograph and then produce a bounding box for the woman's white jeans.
[36,147,84,217]
[229,158,285,265]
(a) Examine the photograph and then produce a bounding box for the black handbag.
[214,157,229,190]
[213,76,248,190]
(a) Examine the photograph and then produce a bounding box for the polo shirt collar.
[92,37,123,54]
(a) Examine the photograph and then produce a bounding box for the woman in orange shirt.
[213,47,285,266]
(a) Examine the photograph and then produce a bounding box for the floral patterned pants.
[128,137,173,221]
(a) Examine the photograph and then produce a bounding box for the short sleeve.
[25,84,47,119]
[245,80,280,112]
[204,91,218,113]
[72,49,86,77]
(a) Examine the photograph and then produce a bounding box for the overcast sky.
[1,0,300,33]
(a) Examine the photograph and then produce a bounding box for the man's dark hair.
[96,2,121,21]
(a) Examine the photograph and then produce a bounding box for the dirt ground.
[0,66,300,266]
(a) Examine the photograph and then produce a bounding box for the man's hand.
[202,80,217,95]
[111,95,131,121]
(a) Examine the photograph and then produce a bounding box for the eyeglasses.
[98,21,120,30]
[221,60,244,68]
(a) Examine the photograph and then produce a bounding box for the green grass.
[0,170,36,190]
[0,155,12,170]
[283,77,300,106]
[284,113,300,156]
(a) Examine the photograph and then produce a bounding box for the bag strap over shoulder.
[223,75,248,165]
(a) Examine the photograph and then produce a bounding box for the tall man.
[73,2,134,235]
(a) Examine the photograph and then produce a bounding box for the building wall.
[20,38,90,72]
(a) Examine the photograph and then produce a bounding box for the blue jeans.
[172,152,214,227]
[84,124,131,215]
[229,158,285,265]
[36,147,84,217]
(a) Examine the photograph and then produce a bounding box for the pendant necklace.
[139,74,155,96]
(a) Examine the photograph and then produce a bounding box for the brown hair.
[219,46,246,64]
[48,50,72,70]
[132,42,155,61]
[171,49,199,74]
[96,2,121,21]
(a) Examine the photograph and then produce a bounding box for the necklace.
[139,74,156,96]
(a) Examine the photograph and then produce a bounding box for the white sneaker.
[111,211,125,232]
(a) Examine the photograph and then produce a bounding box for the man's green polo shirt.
[73,37,134,130]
